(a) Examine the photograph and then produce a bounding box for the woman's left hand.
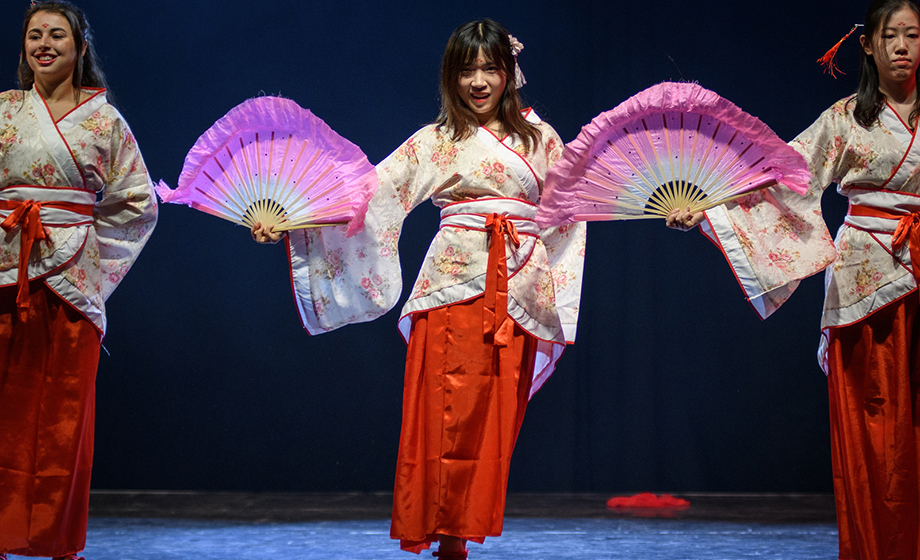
[665,208,705,232]
[251,222,285,244]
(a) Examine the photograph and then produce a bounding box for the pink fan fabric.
[155,96,377,237]
[536,82,810,227]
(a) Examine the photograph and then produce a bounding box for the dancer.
[668,1,920,558]
[0,2,157,559]
[254,19,585,558]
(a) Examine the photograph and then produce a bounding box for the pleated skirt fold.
[0,283,101,557]
[391,296,536,554]
[827,293,920,560]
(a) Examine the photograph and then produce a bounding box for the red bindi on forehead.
[42,23,49,28]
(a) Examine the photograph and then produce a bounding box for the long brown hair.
[436,19,541,152]
[18,1,110,105]
[853,0,920,128]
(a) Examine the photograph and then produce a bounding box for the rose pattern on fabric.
[79,111,116,138]
[287,116,587,353]
[850,258,883,297]
[0,124,21,158]
[0,89,157,332]
[472,158,513,188]
[432,244,474,278]
[360,268,394,306]
[411,274,432,299]
[29,159,57,185]
[707,95,920,327]
[430,137,461,172]
[314,247,346,281]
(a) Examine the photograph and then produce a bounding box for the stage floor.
[10,492,840,560]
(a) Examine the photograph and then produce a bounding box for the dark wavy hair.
[436,19,541,152]
[853,0,920,128]
[18,1,109,105]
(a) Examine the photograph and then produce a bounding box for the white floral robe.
[702,96,920,366]
[0,88,157,333]
[287,111,586,395]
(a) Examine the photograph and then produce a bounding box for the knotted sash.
[0,186,95,320]
[847,201,920,285]
[439,199,540,347]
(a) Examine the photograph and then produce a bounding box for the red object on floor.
[606,493,690,509]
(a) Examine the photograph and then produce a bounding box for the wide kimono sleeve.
[92,113,158,300]
[287,129,441,334]
[701,106,841,319]
[538,126,587,343]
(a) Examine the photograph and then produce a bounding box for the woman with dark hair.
[667,1,920,558]
[0,2,157,559]
[254,19,585,559]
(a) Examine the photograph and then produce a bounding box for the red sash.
[0,195,94,320]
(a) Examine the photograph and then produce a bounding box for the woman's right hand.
[251,222,284,244]
[665,208,705,232]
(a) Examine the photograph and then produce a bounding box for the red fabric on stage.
[0,282,101,558]
[606,493,690,509]
[827,292,920,560]
[391,296,536,554]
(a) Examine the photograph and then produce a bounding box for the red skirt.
[0,282,101,557]
[827,292,920,560]
[390,296,537,554]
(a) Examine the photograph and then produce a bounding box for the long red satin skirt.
[0,282,101,557]
[827,292,920,560]
[390,296,537,554]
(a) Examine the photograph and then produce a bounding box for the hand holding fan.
[156,96,377,237]
[536,82,809,227]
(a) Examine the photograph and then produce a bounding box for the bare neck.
[879,77,918,106]
[34,77,79,106]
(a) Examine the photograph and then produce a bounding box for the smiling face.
[862,6,920,91]
[457,47,508,127]
[25,11,84,92]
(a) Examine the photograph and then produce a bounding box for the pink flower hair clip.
[508,34,526,88]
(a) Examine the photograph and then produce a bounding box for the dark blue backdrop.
[2,0,869,493]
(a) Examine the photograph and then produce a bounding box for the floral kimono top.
[287,110,587,395]
[702,96,920,364]
[0,88,157,334]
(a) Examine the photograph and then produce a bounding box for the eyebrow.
[27,26,68,34]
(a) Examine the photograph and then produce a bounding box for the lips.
[33,53,57,66]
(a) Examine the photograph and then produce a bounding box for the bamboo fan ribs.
[536,82,810,228]
[156,96,377,237]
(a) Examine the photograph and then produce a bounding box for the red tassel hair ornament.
[818,24,864,78]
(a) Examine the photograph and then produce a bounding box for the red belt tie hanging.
[892,211,920,286]
[483,213,520,347]
[0,199,93,320]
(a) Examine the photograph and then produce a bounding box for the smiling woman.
[0,2,157,560]
[456,51,507,130]
[24,12,84,100]
[251,18,586,560]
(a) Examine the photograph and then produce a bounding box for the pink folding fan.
[536,82,809,227]
[156,96,377,237]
